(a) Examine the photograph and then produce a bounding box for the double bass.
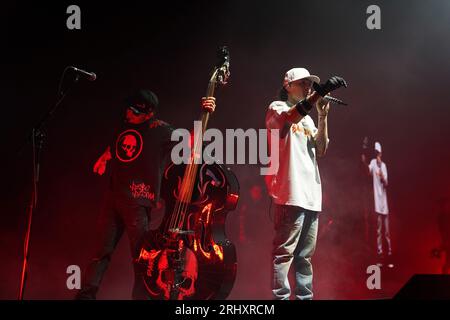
[135,47,239,300]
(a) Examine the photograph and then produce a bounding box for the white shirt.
[265,100,323,212]
[369,159,389,215]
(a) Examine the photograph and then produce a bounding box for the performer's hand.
[380,173,387,186]
[201,97,216,113]
[93,158,107,175]
[316,97,330,116]
[361,154,367,164]
[93,147,111,176]
[313,76,347,97]
[377,170,387,186]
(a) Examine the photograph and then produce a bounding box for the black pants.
[76,192,150,299]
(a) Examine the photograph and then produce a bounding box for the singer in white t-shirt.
[265,68,347,300]
[368,142,392,257]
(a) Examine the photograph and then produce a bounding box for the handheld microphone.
[323,95,348,106]
[69,66,97,81]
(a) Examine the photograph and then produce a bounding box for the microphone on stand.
[68,66,97,81]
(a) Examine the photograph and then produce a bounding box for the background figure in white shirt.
[265,68,347,299]
[431,197,450,274]
[368,142,392,257]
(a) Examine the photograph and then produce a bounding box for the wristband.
[295,99,313,117]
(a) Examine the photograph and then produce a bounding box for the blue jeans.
[272,204,319,300]
[376,213,392,256]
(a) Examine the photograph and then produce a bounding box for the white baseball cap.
[283,68,320,88]
[375,142,382,153]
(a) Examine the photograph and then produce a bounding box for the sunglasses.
[128,106,147,115]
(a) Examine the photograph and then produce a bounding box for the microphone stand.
[18,67,80,300]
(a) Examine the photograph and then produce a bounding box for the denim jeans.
[76,192,150,299]
[272,204,319,300]
[376,213,392,256]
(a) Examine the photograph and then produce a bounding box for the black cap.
[125,89,159,114]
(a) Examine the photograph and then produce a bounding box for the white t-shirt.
[369,159,389,215]
[265,100,323,212]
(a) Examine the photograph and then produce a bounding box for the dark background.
[1,0,450,299]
